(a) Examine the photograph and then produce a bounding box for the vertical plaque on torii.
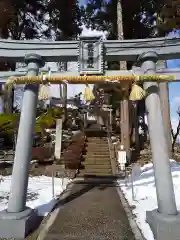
[78,36,104,75]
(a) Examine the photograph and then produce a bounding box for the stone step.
[84,169,112,174]
[82,163,111,169]
[79,136,112,176]
[87,139,108,142]
[86,151,109,154]
[74,177,118,184]
[87,137,107,139]
[84,152,110,156]
[85,132,107,138]
[77,173,113,177]
[84,154,110,158]
[85,153,109,156]
[87,142,108,144]
[84,155,110,160]
[84,155,110,159]
[87,143,108,146]
[78,170,113,176]
[84,157,110,163]
[87,147,108,151]
[87,141,108,144]
[86,147,109,151]
[84,162,110,167]
[87,145,108,148]
[87,138,107,141]
[85,152,109,156]
[85,160,110,164]
[81,167,112,173]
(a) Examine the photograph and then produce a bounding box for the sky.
[79,0,86,5]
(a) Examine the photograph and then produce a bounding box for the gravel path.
[44,180,135,240]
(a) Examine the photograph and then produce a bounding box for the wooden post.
[63,84,67,126]
[54,119,63,161]
[133,101,140,151]
[59,84,62,98]
[120,89,130,151]
[109,108,112,132]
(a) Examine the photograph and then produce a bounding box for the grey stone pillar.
[137,52,180,240]
[159,82,172,158]
[0,53,44,239]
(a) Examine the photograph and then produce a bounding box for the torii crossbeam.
[0,36,179,240]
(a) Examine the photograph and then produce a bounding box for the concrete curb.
[116,185,146,240]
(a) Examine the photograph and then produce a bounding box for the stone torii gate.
[0,36,180,239]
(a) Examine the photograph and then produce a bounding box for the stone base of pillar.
[147,209,180,240]
[0,207,38,239]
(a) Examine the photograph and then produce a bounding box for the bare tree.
[171,107,180,152]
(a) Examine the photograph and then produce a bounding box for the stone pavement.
[44,179,135,240]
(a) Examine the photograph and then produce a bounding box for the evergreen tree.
[81,0,165,40]
[0,0,82,41]
[47,0,82,40]
[157,0,180,33]
[0,0,48,40]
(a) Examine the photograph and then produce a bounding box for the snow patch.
[118,159,180,240]
[0,175,71,216]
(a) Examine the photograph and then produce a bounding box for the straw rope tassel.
[129,83,146,101]
[83,84,95,101]
[129,72,146,101]
[38,85,50,100]
[38,72,51,101]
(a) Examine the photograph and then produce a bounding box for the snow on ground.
[118,159,180,240]
[0,175,71,216]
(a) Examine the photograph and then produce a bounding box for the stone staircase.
[77,137,113,177]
